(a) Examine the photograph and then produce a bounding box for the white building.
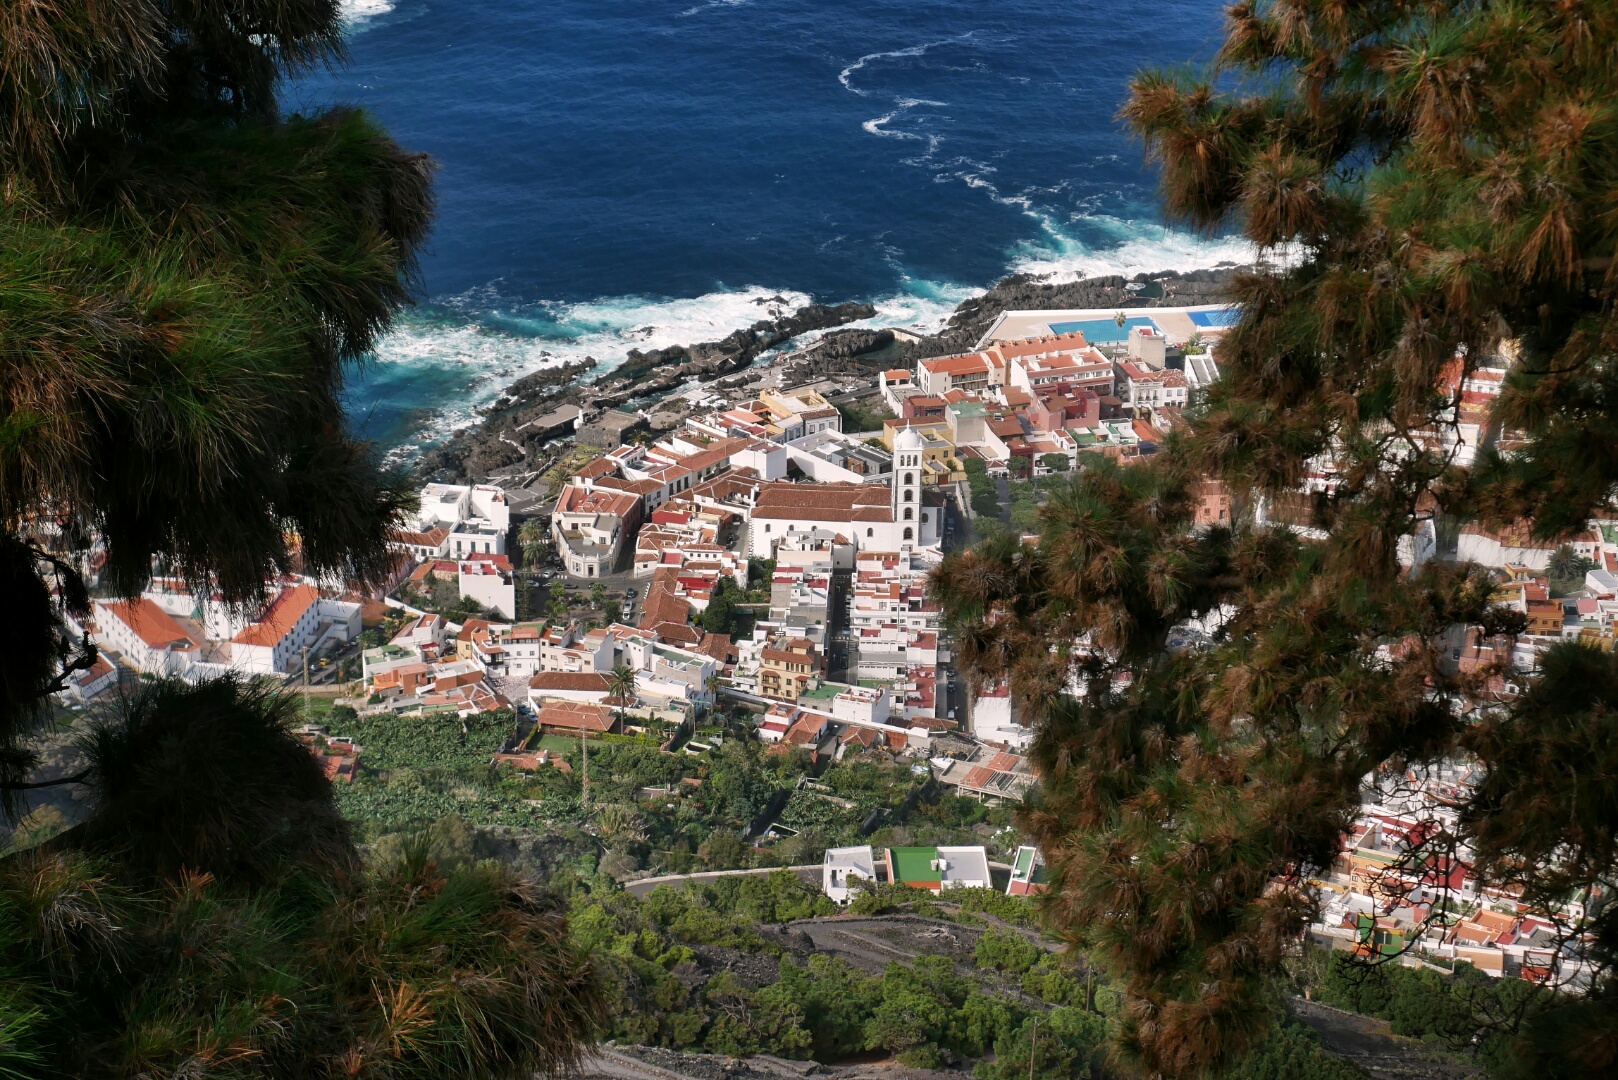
[95,598,201,675]
[388,612,449,661]
[1117,361,1190,411]
[64,655,119,702]
[784,429,892,485]
[457,558,516,618]
[881,369,917,413]
[141,579,198,618]
[538,622,615,674]
[971,683,1030,750]
[552,484,640,578]
[229,584,363,676]
[823,845,877,905]
[1456,524,1555,570]
[884,844,993,890]
[398,483,511,558]
[748,427,941,557]
[830,683,890,727]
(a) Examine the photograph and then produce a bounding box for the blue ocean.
[295,0,1244,454]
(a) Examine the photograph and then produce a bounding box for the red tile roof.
[534,700,617,732]
[100,598,199,651]
[528,672,611,692]
[233,584,318,648]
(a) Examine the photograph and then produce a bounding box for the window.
[903,507,913,520]
[921,513,928,524]
[904,473,914,485]
[903,490,913,502]
[903,527,913,541]
[866,528,873,538]
[765,524,771,533]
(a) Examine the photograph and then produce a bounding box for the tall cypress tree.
[936,2,1618,1075]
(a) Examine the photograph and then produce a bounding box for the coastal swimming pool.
[1047,315,1161,343]
[1188,307,1240,328]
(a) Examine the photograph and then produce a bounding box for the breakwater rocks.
[585,300,877,409]
[414,301,875,483]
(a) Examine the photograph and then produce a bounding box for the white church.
[747,427,943,557]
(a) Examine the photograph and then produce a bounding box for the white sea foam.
[339,0,394,27]
[368,285,811,444]
[862,98,946,140]
[678,0,751,16]
[838,35,978,97]
[1008,216,1261,282]
[370,217,1259,455]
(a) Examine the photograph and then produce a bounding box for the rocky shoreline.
[413,266,1245,484]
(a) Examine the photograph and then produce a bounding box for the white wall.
[971,692,1029,750]
[459,567,515,618]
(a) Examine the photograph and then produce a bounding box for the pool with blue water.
[1047,315,1161,343]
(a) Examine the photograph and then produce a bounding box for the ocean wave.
[362,218,1257,456]
[1008,216,1259,282]
[339,0,394,27]
[364,285,811,445]
[678,0,751,16]
[862,98,947,141]
[838,34,979,97]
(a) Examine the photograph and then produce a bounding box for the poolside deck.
[977,303,1237,348]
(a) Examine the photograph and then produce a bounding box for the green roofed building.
[1007,845,1049,896]
[883,845,991,891]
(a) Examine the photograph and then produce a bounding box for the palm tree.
[592,803,647,847]
[701,671,723,727]
[8,676,607,1075]
[1,0,427,799]
[518,518,549,568]
[606,664,637,733]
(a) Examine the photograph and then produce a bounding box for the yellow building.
[879,419,962,484]
[759,635,821,702]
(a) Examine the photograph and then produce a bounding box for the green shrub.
[976,930,1042,974]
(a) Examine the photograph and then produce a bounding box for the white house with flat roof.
[830,683,890,727]
[457,558,516,618]
[822,845,876,904]
[399,483,511,558]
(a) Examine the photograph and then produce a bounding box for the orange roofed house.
[551,484,642,578]
[532,700,620,736]
[207,581,364,676]
[94,598,200,676]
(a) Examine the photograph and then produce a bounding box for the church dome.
[894,425,924,452]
